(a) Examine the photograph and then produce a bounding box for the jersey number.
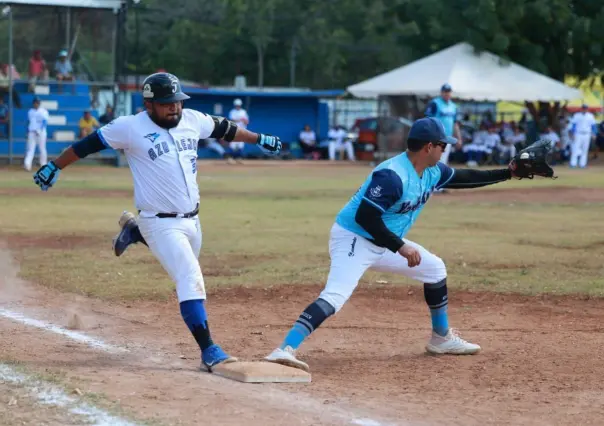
[190,158,197,174]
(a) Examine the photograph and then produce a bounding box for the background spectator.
[298,124,319,160]
[79,110,99,138]
[0,97,8,138]
[55,49,74,93]
[99,105,115,125]
[328,124,355,161]
[28,50,49,93]
[595,119,604,159]
[0,65,22,108]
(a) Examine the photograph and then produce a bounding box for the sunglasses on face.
[431,142,447,150]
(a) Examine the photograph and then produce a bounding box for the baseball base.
[212,361,311,383]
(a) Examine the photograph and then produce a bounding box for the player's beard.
[149,107,182,129]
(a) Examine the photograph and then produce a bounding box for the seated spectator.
[462,123,491,166]
[0,65,21,108]
[55,50,74,93]
[328,125,355,161]
[99,105,115,125]
[298,124,319,160]
[79,110,99,138]
[495,127,518,165]
[0,97,8,138]
[28,50,49,93]
[540,125,565,163]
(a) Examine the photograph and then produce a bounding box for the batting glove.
[256,134,282,154]
[33,161,60,191]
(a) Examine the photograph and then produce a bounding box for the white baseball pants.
[229,141,245,151]
[24,130,47,171]
[318,223,447,312]
[570,133,592,168]
[207,139,225,156]
[328,141,355,161]
[137,215,206,303]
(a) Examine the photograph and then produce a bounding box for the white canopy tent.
[347,42,582,102]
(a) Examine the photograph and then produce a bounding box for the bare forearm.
[454,122,462,141]
[53,147,80,169]
[234,127,261,144]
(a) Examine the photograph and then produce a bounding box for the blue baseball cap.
[408,117,457,145]
[441,83,452,92]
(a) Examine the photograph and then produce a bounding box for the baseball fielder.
[263,117,550,372]
[32,72,282,371]
[424,84,462,166]
[24,97,49,172]
[228,98,249,159]
[569,104,597,168]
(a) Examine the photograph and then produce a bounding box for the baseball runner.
[24,97,49,172]
[424,84,462,166]
[32,72,282,372]
[569,104,597,168]
[260,117,556,372]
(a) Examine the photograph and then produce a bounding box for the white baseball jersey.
[328,128,347,143]
[28,107,49,133]
[97,109,215,214]
[228,108,249,129]
[571,111,596,134]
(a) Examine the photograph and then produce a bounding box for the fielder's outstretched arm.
[441,168,512,189]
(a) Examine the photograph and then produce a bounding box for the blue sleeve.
[362,169,403,212]
[425,101,438,117]
[72,131,108,158]
[436,162,455,189]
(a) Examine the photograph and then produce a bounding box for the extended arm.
[442,168,512,189]
[209,115,281,152]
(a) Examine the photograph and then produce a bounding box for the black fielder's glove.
[509,139,557,180]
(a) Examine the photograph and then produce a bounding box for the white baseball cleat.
[265,346,310,372]
[425,328,481,355]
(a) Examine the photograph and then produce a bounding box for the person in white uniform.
[569,104,597,168]
[227,98,249,160]
[24,97,49,171]
[32,72,282,372]
[328,125,355,161]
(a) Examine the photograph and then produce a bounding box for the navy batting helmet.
[142,72,190,104]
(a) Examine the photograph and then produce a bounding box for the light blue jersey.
[425,97,457,137]
[335,153,455,240]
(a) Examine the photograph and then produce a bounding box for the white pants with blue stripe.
[319,223,447,312]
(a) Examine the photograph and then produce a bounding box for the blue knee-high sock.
[180,299,214,351]
[424,280,449,336]
[281,298,335,350]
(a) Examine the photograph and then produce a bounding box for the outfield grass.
[1,163,603,300]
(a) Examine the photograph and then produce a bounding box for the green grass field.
[1,163,603,301]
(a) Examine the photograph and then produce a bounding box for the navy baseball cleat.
[112,211,147,257]
[200,344,238,372]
